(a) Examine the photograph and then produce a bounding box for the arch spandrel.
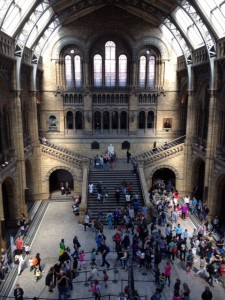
[45,166,77,182]
[148,165,180,180]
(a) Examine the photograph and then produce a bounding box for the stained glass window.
[105,41,116,87]
[94,54,102,87]
[148,56,155,87]
[65,55,73,87]
[74,55,81,88]
[139,56,146,88]
[119,54,127,87]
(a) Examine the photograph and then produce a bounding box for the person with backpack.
[100,242,110,268]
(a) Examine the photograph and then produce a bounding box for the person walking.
[126,150,131,163]
[100,243,110,268]
[165,261,172,286]
[14,284,24,300]
[201,286,213,300]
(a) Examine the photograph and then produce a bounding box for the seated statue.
[108,144,115,155]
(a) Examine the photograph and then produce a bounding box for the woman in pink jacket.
[164,261,172,286]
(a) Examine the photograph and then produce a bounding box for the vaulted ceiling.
[50,0,178,27]
[1,1,225,64]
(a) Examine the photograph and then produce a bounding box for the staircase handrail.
[40,142,91,169]
[140,143,185,167]
[39,138,89,160]
[132,135,186,162]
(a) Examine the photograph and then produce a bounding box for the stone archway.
[192,158,205,200]
[152,167,176,192]
[2,177,16,228]
[49,168,74,194]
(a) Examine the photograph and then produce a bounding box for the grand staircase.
[87,167,145,220]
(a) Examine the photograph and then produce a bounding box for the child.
[91,248,97,266]
[103,270,109,287]
[78,250,86,270]
[35,267,41,282]
[159,273,167,290]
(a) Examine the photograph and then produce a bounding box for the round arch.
[2,176,16,228]
[48,168,75,194]
[151,167,177,191]
[192,158,205,200]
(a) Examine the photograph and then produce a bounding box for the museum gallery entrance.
[152,168,176,192]
[49,169,74,194]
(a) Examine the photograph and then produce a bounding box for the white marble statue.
[108,144,115,155]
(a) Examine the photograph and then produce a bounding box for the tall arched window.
[105,41,116,87]
[94,54,102,87]
[64,49,82,89]
[139,56,146,88]
[74,55,81,88]
[139,53,156,88]
[147,111,154,128]
[65,55,73,87]
[148,56,156,87]
[66,111,73,129]
[119,54,127,87]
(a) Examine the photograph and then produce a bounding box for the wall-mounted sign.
[47,113,60,131]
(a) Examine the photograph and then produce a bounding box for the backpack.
[33,257,38,266]
[105,246,110,254]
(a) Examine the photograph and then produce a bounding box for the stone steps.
[88,169,144,219]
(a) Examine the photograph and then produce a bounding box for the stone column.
[83,90,93,134]
[204,89,219,213]
[129,91,138,135]
[183,65,195,194]
[11,91,27,218]
[0,183,6,248]
[79,159,89,223]
[28,91,42,201]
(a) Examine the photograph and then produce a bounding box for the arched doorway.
[215,175,225,217]
[103,111,109,130]
[120,111,127,130]
[152,168,176,191]
[49,169,74,194]
[192,159,205,200]
[112,111,118,130]
[2,177,16,228]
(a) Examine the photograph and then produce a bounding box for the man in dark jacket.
[201,286,213,300]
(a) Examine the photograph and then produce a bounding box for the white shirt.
[85,214,90,223]
[184,196,190,204]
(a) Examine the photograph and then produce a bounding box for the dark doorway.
[152,168,176,191]
[103,111,109,130]
[49,169,74,193]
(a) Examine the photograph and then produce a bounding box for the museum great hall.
[1,0,225,243]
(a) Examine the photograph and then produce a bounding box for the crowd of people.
[9,176,225,300]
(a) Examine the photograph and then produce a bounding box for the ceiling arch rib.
[194,0,225,39]
[174,1,216,57]
[16,2,54,52]
[0,0,14,30]
[0,0,36,36]
[161,19,192,65]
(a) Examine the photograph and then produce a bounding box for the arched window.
[139,111,145,129]
[74,55,81,88]
[64,49,82,89]
[119,54,127,87]
[65,55,72,87]
[94,54,102,87]
[121,111,127,129]
[66,111,73,129]
[148,56,156,87]
[92,41,128,88]
[105,41,116,87]
[75,111,83,129]
[147,111,154,128]
[94,111,101,129]
[139,56,146,88]
[139,53,156,88]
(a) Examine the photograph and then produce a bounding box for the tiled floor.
[9,201,225,300]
